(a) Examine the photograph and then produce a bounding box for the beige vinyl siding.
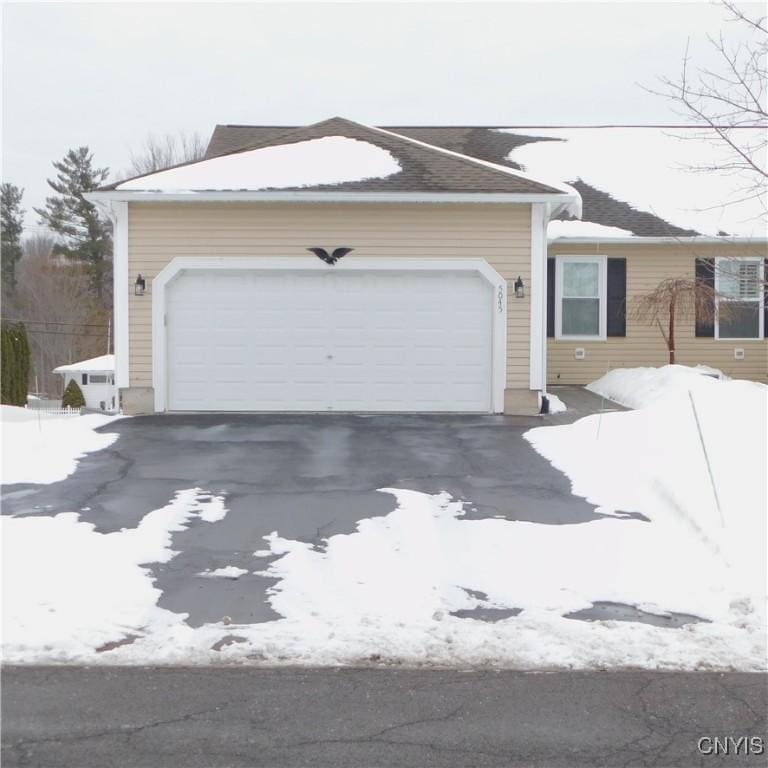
[127,202,533,390]
[548,242,768,384]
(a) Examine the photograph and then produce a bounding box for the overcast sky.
[3,1,764,231]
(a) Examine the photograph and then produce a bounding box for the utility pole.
[107,316,111,355]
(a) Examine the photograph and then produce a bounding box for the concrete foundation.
[119,387,541,416]
[120,387,155,415]
[503,388,540,416]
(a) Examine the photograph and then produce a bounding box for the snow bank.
[526,367,767,650]
[2,489,227,661]
[1,406,124,485]
[586,364,726,408]
[502,128,767,237]
[116,136,401,192]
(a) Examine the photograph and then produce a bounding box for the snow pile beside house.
[526,366,767,636]
[116,136,401,192]
[502,127,766,237]
[586,363,727,408]
[0,406,123,485]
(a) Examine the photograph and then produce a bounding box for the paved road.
[3,667,766,767]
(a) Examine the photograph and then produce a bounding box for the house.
[86,118,767,415]
[53,355,117,412]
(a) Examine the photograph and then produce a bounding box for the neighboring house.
[87,118,767,415]
[53,355,117,412]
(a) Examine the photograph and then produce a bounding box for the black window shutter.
[695,258,715,338]
[81,373,88,386]
[606,258,627,337]
[546,258,555,337]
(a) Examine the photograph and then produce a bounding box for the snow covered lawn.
[1,405,124,485]
[527,366,767,667]
[2,369,765,669]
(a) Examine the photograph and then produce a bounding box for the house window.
[716,258,764,339]
[89,374,109,384]
[555,256,607,339]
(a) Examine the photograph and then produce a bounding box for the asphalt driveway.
[1,390,632,628]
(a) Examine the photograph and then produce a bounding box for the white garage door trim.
[152,256,507,413]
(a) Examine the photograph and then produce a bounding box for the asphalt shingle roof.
[107,118,564,196]
[206,123,700,236]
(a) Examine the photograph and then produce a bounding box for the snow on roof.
[53,354,115,374]
[116,136,401,192]
[368,125,582,215]
[500,128,767,238]
[547,219,635,241]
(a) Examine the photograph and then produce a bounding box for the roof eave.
[549,235,767,245]
[86,190,581,210]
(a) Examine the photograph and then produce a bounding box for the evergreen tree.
[1,322,31,406]
[62,379,86,409]
[1,183,25,294]
[35,147,112,300]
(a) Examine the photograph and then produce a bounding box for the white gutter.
[550,235,768,245]
[85,190,580,206]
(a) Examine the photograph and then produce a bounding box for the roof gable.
[110,117,566,197]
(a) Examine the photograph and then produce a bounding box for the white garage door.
[166,269,493,412]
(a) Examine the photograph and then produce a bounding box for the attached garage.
[158,258,505,413]
[89,117,583,415]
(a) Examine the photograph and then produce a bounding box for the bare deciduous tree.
[11,254,109,396]
[22,233,56,261]
[126,130,207,176]
[630,277,726,365]
[652,1,767,218]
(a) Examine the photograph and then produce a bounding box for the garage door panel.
[166,269,492,412]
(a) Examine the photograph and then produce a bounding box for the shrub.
[1,321,31,406]
[62,379,86,409]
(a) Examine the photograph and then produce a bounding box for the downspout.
[540,203,550,399]
[529,202,550,399]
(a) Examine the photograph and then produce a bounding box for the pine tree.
[62,379,86,409]
[1,183,25,294]
[35,147,113,301]
[1,322,31,406]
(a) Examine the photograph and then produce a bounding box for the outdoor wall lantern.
[514,276,525,298]
[135,274,146,296]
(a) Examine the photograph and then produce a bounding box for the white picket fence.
[25,405,82,416]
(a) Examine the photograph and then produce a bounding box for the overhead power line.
[2,317,111,329]
[17,329,109,338]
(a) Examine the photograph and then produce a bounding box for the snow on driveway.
[2,369,765,669]
[2,489,228,661]
[1,405,124,485]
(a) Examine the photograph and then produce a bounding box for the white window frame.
[555,255,608,341]
[714,256,765,341]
